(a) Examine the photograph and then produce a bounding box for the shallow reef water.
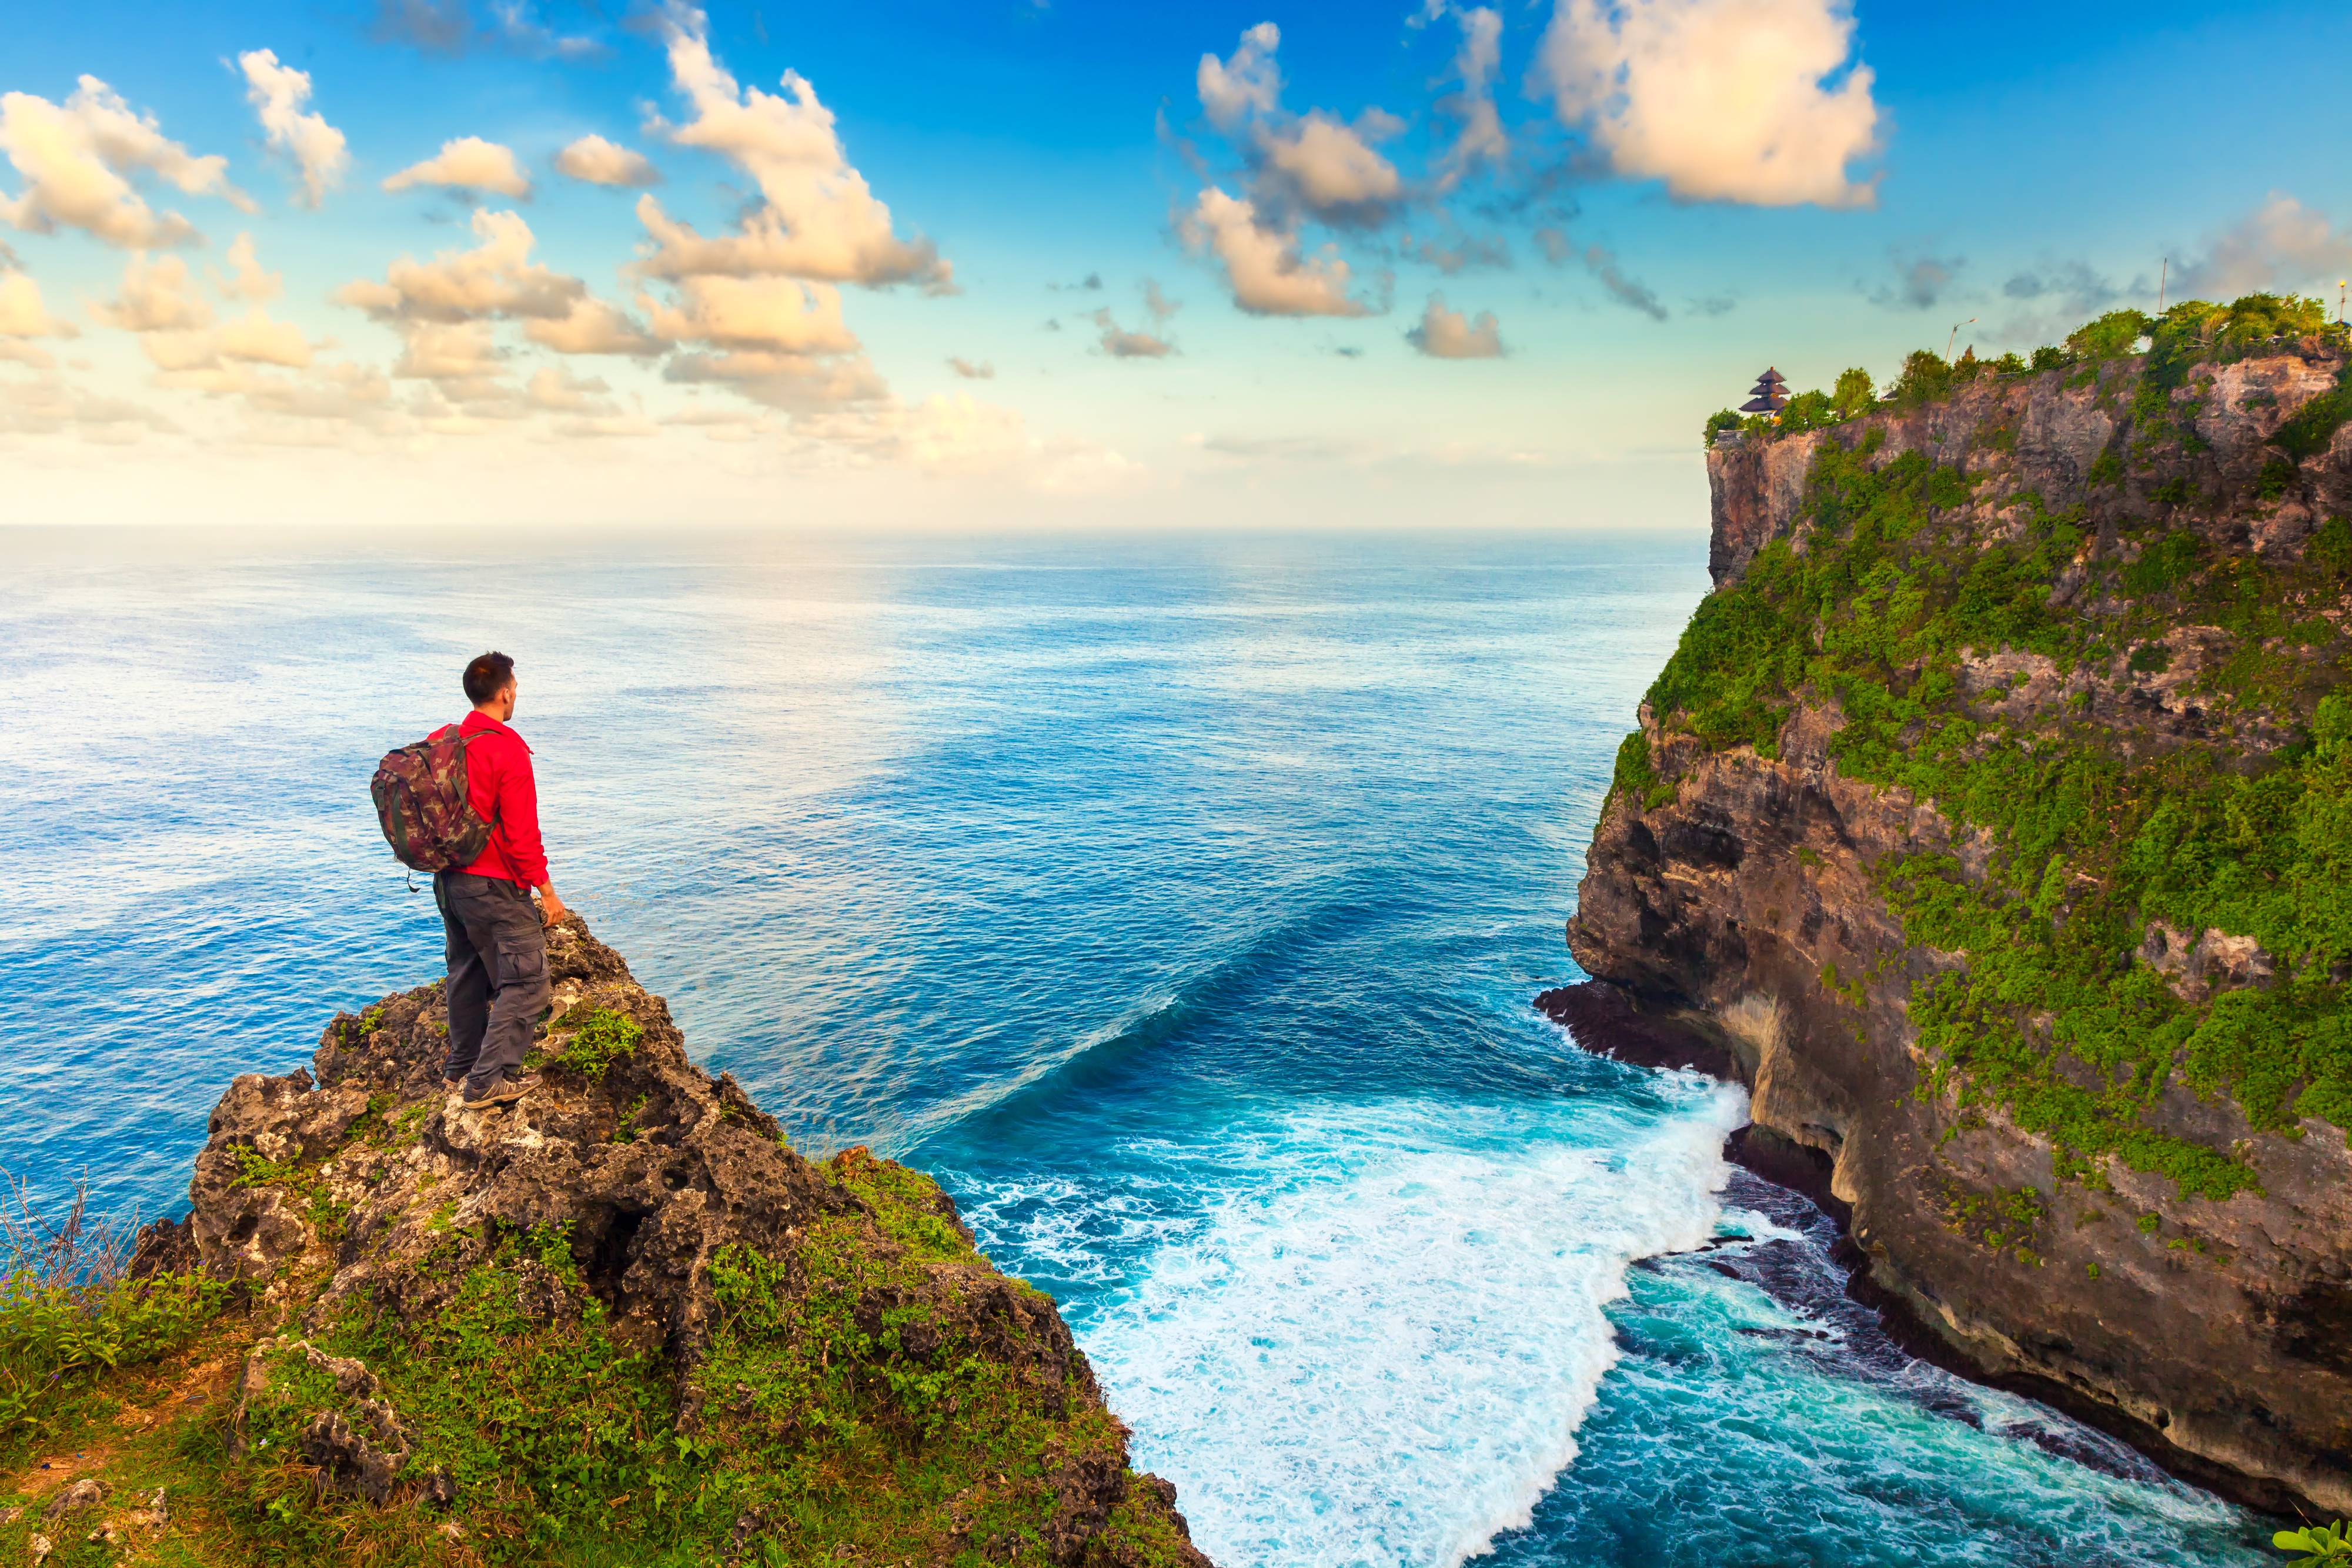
[0,530,2276,1566]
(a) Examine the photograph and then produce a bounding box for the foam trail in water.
[967,1078,1748,1568]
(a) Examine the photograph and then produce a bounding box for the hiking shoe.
[461,1074,532,1108]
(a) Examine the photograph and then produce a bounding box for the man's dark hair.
[463,651,516,706]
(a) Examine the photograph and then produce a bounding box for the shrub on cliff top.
[1832,367,1876,420]
[1704,408,1742,447]
[0,1174,223,1454]
[1886,350,1955,410]
[1776,388,1836,433]
[2215,291,2330,347]
[2066,308,2153,361]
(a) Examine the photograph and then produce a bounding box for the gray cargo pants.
[433,871,551,1091]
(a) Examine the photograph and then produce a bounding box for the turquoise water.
[0,530,2272,1566]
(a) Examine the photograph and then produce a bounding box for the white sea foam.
[999,1082,1749,1568]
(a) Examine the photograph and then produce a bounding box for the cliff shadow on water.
[1552,300,2352,1522]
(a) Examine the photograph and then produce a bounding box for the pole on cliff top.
[1946,319,1976,359]
[2159,258,2168,315]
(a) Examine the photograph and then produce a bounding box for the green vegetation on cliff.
[1,1147,1199,1568]
[1707,292,2351,450]
[0,929,1206,1568]
[214,1150,1189,1566]
[1635,297,2352,1202]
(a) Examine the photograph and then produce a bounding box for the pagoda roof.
[1753,366,1786,382]
[1738,394,1786,413]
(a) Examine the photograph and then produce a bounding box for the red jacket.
[450,711,549,887]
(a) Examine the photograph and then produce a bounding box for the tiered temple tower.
[1739,367,1789,418]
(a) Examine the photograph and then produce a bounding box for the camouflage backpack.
[370,724,495,873]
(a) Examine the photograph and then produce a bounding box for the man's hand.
[537,884,569,928]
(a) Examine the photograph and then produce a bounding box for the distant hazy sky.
[4,1,2348,531]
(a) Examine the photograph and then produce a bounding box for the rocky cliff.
[1554,327,2352,1516]
[23,916,1211,1567]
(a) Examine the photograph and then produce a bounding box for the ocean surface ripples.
[0,530,2274,1566]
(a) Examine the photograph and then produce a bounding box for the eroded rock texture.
[1560,347,2352,1516]
[133,916,1211,1567]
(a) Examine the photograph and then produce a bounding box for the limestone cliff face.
[1563,346,2352,1516]
[1703,350,2352,587]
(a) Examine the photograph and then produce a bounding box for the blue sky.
[3,1,2348,531]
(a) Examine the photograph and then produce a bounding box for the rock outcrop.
[1556,340,2352,1516]
[131,915,1211,1567]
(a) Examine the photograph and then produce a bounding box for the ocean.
[0,529,2273,1566]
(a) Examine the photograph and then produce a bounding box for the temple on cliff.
[1739,367,1789,417]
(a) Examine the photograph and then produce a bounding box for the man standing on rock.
[437,651,567,1108]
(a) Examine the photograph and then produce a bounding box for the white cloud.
[0,270,79,339]
[140,309,316,372]
[553,134,660,188]
[524,363,614,412]
[1090,309,1174,359]
[1091,281,1180,358]
[1535,0,1880,208]
[390,318,516,410]
[215,311,313,366]
[662,400,767,439]
[646,5,949,289]
[0,76,250,247]
[212,232,283,302]
[1411,230,1510,273]
[1537,229,1669,319]
[239,51,349,209]
[2174,193,2352,301]
[1181,188,1369,317]
[643,273,860,354]
[86,247,318,383]
[488,2,605,62]
[546,412,660,440]
[392,319,500,380]
[0,374,178,440]
[1405,292,1502,357]
[1256,112,1402,226]
[335,208,584,323]
[1198,22,1282,129]
[523,296,663,356]
[1435,7,1508,186]
[0,269,75,365]
[383,136,532,199]
[90,252,214,332]
[253,362,392,423]
[663,346,889,412]
[1194,24,1402,228]
[791,392,1139,490]
[156,357,393,428]
[947,356,993,379]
